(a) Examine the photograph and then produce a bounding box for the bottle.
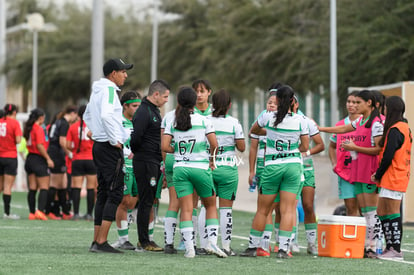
[249,175,257,192]
[376,237,383,255]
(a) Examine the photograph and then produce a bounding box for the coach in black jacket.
[130,79,170,251]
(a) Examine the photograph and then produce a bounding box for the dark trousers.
[92,142,124,225]
[133,160,160,245]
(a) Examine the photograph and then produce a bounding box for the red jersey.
[66,121,93,160]
[0,117,23,158]
[27,123,47,155]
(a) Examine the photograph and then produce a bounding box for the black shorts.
[0,157,18,176]
[25,153,50,177]
[72,159,97,176]
[48,146,66,173]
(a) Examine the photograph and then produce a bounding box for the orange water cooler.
[317,215,366,258]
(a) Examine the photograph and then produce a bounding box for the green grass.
[1,192,414,274]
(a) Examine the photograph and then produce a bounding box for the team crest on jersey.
[150,177,156,187]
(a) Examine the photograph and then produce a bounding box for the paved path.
[159,154,343,216]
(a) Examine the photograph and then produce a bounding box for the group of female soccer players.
[159,81,411,261]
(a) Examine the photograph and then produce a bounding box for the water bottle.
[249,175,257,192]
[376,237,383,255]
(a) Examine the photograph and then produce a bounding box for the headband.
[124,99,141,104]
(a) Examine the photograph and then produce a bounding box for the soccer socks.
[291,226,297,246]
[274,223,280,244]
[260,224,273,251]
[3,194,11,215]
[305,223,317,245]
[198,206,207,249]
[206,218,219,246]
[57,189,70,215]
[164,210,178,245]
[248,229,262,249]
[38,189,48,212]
[362,207,380,250]
[380,213,402,252]
[220,208,233,250]
[279,230,292,252]
[86,189,95,215]
[118,220,129,243]
[28,190,37,213]
[180,221,195,251]
[71,188,81,215]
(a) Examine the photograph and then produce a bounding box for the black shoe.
[119,241,136,250]
[276,249,289,259]
[94,241,123,253]
[83,214,94,221]
[164,244,177,254]
[142,241,163,252]
[89,241,97,252]
[223,248,237,256]
[239,247,257,257]
[71,214,82,221]
[364,248,376,259]
[195,248,209,255]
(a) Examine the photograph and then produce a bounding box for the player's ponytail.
[212,89,231,117]
[77,105,87,153]
[24,108,45,140]
[175,87,197,131]
[273,85,295,129]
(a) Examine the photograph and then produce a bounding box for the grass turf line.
[1,192,414,274]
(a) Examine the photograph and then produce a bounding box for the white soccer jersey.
[208,115,244,166]
[164,113,215,169]
[161,110,175,130]
[299,114,319,170]
[257,111,309,166]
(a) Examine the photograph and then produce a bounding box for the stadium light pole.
[0,0,6,105]
[91,0,104,85]
[26,13,57,109]
[150,0,160,82]
[330,0,339,125]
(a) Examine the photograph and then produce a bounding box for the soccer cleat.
[195,247,209,255]
[377,247,403,261]
[35,210,48,220]
[112,240,136,250]
[62,213,73,220]
[3,213,20,220]
[273,244,279,253]
[364,248,376,259]
[28,213,36,220]
[71,214,82,221]
[205,242,227,258]
[307,243,318,256]
[256,247,270,257]
[184,248,196,258]
[47,213,62,220]
[89,241,97,252]
[142,241,164,252]
[92,241,123,253]
[164,244,177,254]
[223,248,237,256]
[239,247,257,257]
[134,243,144,253]
[83,214,94,221]
[276,249,289,259]
[290,242,300,253]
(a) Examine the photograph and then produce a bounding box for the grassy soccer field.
[1,192,414,274]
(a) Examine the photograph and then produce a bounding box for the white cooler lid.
[318,215,366,226]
